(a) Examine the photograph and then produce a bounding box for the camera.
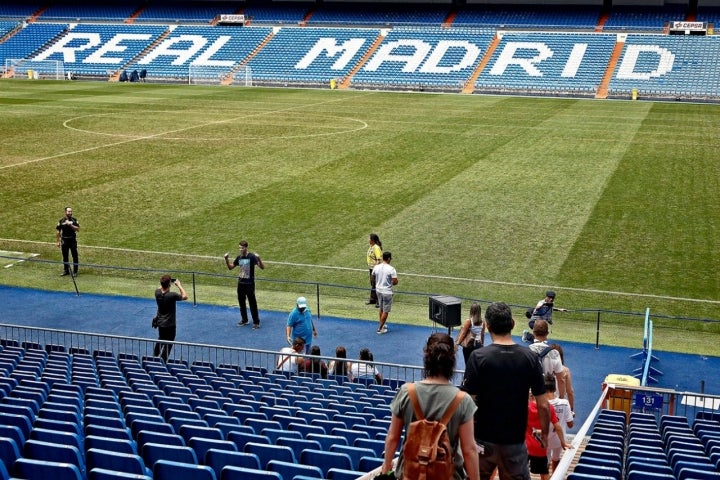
[170,278,177,283]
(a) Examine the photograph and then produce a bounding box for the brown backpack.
[402,383,465,480]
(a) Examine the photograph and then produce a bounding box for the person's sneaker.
[521,330,530,343]
[237,321,249,327]
[377,326,388,335]
[252,324,261,330]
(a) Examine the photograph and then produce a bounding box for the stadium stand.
[0,339,393,479]
[1,2,720,99]
[453,4,602,29]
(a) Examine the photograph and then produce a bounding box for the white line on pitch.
[1,238,717,305]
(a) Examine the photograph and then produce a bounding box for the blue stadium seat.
[332,427,371,446]
[219,466,281,480]
[136,430,186,450]
[276,437,322,460]
[85,425,133,441]
[327,467,366,480]
[329,444,377,470]
[354,438,386,457]
[205,449,261,478]
[141,442,198,468]
[215,422,253,439]
[571,463,622,480]
[0,425,24,451]
[86,448,152,477]
[359,456,384,471]
[0,437,20,470]
[29,428,83,452]
[23,439,85,475]
[299,449,353,477]
[85,436,138,456]
[267,459,323,479]
[244,442,296,468]
[307,433,348,451]
[153,459,217,480]
[227,431,270,450]
[261,428,300,444]
[188,437,237,464]
[12,458,83,480]
[178,424,223,444]
[89,468,152,480]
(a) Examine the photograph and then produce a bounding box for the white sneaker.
[377,326,388,335]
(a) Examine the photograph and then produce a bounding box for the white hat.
[297,297,308,309]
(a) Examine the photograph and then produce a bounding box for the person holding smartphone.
[153,275,187,361]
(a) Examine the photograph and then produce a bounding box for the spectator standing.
[350,347,382,384]
[526,387,562,480]
[545,373,573,473]
[55,206,80,276]
[276,337,305,373]
[455,302,485,365]
[328,345,350,377]
[551,343,575,414]
[366,233,383,306]
[153,275,188,361]
[381,333,479,480]
[224,240,264,329]
[462,301,550,480]
[286,296,316,353]
[528,320,567,403]
[372,251,398,334]
[299,345,328,379]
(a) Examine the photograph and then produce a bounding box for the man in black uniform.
[55,206,80,276]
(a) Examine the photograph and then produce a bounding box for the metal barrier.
[0,323,425,385]
[551,382,720,480]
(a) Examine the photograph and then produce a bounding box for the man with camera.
[522,291,568,343]
[55,206,80,276]
[153,275,187,361]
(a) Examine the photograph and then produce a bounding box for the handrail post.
[316,282,320,321]
[192,272,197,306]
[595,310,601,349]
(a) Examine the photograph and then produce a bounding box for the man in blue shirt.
[286,296,316,353]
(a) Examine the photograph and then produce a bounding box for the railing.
[3,254,720,351]
[0,323,425,386]
[551,382,720,480]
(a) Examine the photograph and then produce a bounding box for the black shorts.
[529,454,549,474]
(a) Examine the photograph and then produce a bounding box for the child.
[526,381,568,480]
[546,373,574,472]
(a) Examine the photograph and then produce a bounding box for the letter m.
[295,38,366,70]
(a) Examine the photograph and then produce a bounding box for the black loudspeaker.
[428,295,462,330]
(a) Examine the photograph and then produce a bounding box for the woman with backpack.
[380,333,479,480]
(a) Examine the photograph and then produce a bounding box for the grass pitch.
[1,80,719,354]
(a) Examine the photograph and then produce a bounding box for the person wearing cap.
[286,296,316,353]
[523,290,568,343]
[371,251,398,335]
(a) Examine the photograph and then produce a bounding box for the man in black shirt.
[55,206,80,276]
[462,301,550,480]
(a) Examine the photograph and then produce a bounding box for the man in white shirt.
[528,320,567,402]
[276,337,305,373]
[371,251,398,335]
